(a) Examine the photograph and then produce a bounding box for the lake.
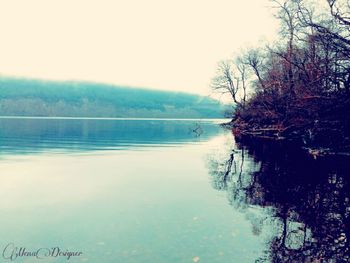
[0,118,347,262]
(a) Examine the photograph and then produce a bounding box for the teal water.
[0,118,273,263]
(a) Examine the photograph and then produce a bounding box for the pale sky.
[0,0,278,95]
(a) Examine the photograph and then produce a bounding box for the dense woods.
[213,0,350,152]
[0,77,226,118]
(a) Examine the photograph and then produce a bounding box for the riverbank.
[212,0,350,160]
[221,119,350,158]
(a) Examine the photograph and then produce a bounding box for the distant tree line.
[0,77,226,118]
[212,0,350,150]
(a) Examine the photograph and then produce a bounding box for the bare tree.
[236,58,248,108]
[327,0,350,27]
[211,59,248,108]
[271,0,303,97]
[243,49,267,91]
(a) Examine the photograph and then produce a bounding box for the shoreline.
[0,116,229,122]
[221,120,350,158]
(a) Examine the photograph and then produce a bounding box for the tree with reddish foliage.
[212,0,350,150]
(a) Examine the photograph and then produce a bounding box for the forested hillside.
[0,77,225,118]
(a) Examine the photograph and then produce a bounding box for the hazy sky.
[0,0,278,95]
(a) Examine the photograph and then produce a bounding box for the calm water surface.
[1,118,347,262]
[0,118,273,263]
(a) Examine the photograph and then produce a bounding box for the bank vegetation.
[212,0,350,154]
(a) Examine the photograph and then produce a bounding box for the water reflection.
[208,134,350,263]
[0,118,223,155]
[0,124,269,263]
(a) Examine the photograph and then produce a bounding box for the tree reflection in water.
[207,134,350,263]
